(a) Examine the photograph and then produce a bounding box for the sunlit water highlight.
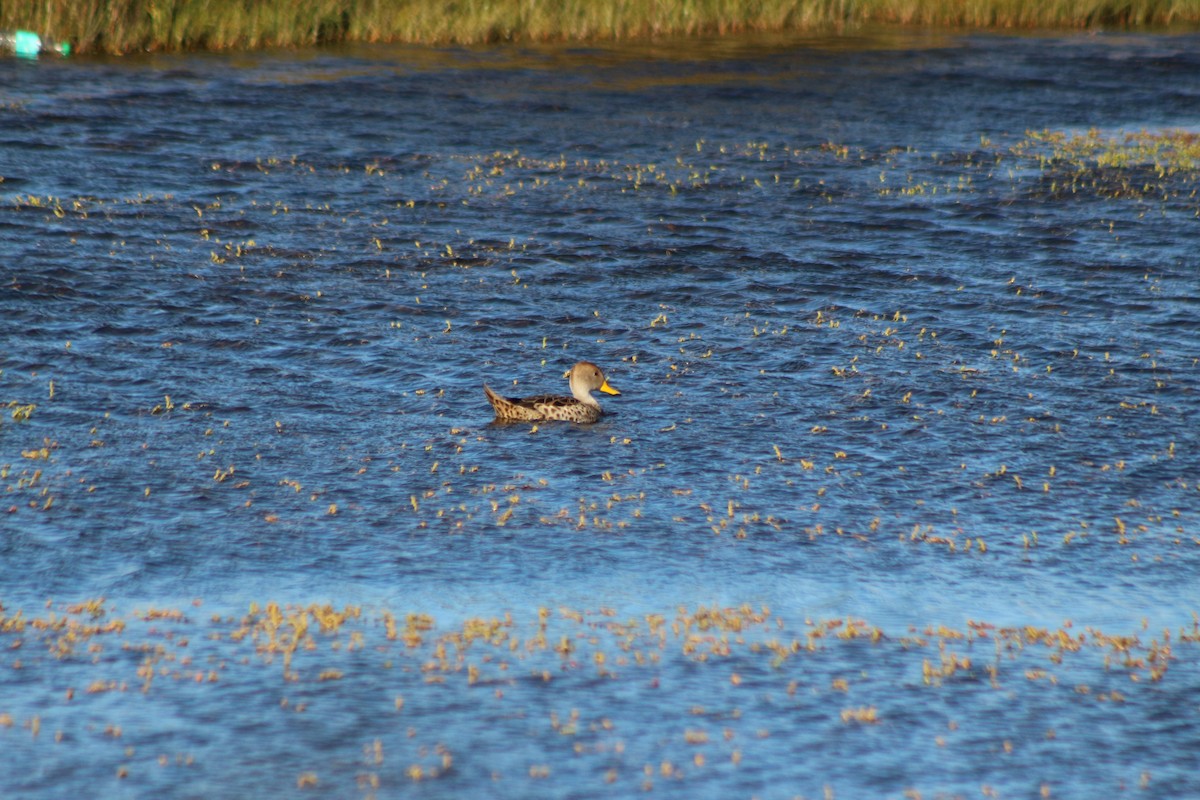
[2,30,1199,799]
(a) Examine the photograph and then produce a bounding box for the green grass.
[4,0,1200,54]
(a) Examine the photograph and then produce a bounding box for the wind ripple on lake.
[2,31,1200,800]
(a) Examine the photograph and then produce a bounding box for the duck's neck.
[570,378,600,408]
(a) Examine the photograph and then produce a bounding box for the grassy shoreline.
[4,0,1200,55]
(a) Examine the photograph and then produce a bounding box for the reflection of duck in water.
[484,361,620,423]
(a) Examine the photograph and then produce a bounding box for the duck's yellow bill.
[599,380,620,396]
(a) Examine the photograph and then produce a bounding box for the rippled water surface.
[2,30,1200,799]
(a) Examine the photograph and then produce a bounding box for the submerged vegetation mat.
[3,0,1200,54]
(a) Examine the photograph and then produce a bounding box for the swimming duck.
[484,361,620,423]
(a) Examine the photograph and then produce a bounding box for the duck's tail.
[483,384,518,420]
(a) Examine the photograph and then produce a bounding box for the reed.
[3,0,1198,55]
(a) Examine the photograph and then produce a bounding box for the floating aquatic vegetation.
[0,599,1196,795]
[1010,128,1200,203]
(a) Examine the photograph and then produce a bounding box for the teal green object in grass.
[2,30,70,58]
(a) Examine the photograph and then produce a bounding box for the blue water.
[2,30,1199,799]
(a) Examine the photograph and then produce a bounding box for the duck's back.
[484,386,600,423]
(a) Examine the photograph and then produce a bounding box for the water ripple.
[2,30,1200,800]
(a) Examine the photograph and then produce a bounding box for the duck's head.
[568,361,620,401]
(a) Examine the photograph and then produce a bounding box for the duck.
[484,361,620,423]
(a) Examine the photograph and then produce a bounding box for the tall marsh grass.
[4,0,1198,54]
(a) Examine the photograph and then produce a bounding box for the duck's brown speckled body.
[484,361,620,423]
